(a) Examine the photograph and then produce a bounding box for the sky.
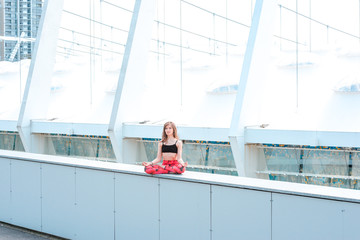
[0,0,359,130]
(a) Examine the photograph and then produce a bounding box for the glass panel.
[263,146,301,183]
[302,149,349,188]
[350,152,360,189]
[182,142,208,166]
[261,144,360,189]
[42,135,116,162]
[142,140,158,162]
[98,138,116,160]
[0,131,25,151]
[207,144,235,168]
[69,138,98,158]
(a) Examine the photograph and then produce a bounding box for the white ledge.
[7,120,360,148]
[1,149,360,203]
[30,120,109,136]
[29,121,230,141]
[0,120,18,132]
[123,123,230,141]
[246,128,360,148]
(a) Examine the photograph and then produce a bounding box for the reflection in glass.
[42,134,116,162]
[0,131,25,151]
[261,144,360,189]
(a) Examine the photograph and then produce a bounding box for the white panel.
[42,164,76,239]
[159,179,210,240]
[115,174,159,240]
[273,193,360,240]
[212,186,271,240]
[122,124,229,141]
[31,121,109,136]
[0,158,11,222]
[342,201,360,240]
[11,160,41,231]
[0,120,17,131]
[75,168,114,240]
[246,129,360,149]
[245,129,318,146]
[317,131,360,148]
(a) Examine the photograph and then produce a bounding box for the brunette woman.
[142,121,188,174]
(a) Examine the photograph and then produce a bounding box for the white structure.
[1,149,360,240]
[0,0,359,213]
[1,0,360,238]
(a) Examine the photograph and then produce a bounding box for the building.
[0,0,43,61]
[1,1,360,239]
[0,0,360,188]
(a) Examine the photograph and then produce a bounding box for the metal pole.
[179,0,183,106]
[309,0,312,52]
[100,0,103,71]
[226,0,228,65]
[296,0,299,110]
[89,0,93,105]
[163,0,166,85]
[18,0,21,102]
[279,5,282,50]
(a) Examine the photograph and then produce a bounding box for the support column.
[108,0,156,163]
[17,0,64,153]
[229,0,276,176]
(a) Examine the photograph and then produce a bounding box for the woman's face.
[164,124,174,137]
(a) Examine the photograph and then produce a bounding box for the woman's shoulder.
[176,139,182,146]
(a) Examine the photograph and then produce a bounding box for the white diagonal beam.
[108,0,156,163]
[17,0,64,153]
[229,0,276,176]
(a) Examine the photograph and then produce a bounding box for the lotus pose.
[142,121,188,174]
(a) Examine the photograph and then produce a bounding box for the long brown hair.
[161,121,179,143]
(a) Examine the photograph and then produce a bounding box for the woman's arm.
[142,141,162,166]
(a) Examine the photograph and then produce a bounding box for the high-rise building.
[0,0,43,61]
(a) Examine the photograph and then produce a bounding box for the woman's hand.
[181,162,188,167]
[142,162,153,166]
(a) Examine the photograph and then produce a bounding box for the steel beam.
[108,0,156,162]
[17,0,64,153]
[229,0,276,176]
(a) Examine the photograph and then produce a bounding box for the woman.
[142,121,188,174]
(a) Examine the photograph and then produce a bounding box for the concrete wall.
[0,150,360,240]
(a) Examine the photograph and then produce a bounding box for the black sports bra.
[162,140,178,153]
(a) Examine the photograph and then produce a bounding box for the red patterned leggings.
[144,160,186,175]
